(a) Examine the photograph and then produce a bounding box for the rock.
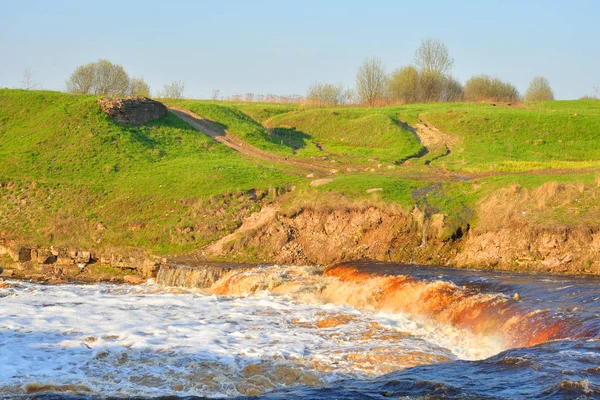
[75,251,91,264]
[1,269,14,277]
[310,178,333,187]
[9,247,32,263]
[366,188,383,193]
[306,173,315,178]
[36,250,57,264]
[141,260,160,278]
[96,222,106,231]
[513,293,521,301]
[124,275,145,285]
[97,97,167,126]
[55,249,74,265]
[330,169,339,174]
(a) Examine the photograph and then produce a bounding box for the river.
[1,262,599,398]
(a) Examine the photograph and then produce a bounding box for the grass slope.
[0,90,297,253]
[392,101,600,172]
[1,90,599,259]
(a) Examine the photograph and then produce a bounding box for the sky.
[1,0,599,100]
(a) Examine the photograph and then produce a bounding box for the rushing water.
[1,262,599,399]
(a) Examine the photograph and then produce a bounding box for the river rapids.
[1,262,599,399]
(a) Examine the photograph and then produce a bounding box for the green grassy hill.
[1,89,599,266]
[393,101,600,172]
[0,90,296,253]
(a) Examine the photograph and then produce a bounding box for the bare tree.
[418,71,446,102]
[307,82,350,106]
[441,75,464,102]
[211,89,220,101]
[414,38,454,76]
[524,76,554,102]
[21,69,39,90]
[128,77,151,97]
[355,57,386,107]
[159,81,185,99]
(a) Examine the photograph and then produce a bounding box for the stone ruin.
[98,97,168,126]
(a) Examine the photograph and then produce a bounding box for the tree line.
[308,38,555,107]
[65,59,185,99]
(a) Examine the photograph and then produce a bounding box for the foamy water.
[0,278,500,397]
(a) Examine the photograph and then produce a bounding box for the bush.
[66,59,150,98]
[524,76,554,102]
[387,65,419,104]
[307,82,351,106]
[464,74,520,102]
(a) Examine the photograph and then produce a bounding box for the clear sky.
[1,0,598,100]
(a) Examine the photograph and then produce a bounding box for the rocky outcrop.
[0,241,162,282]
[98,97,167,126]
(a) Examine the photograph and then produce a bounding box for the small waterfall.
[156,263,259,289]
[155,261,598,350]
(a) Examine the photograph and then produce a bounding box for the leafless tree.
[307,82,351,106]
[414,38,454,76]
[524,76,554,102]
[211,89,220,100]
[159,81,185,99]
[356,57,386,107]
[441,75,464,102]
[21,68,39,90]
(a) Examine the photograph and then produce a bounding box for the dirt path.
[206,204,280,255]
[168,106,331,175]
[414,117,459,154]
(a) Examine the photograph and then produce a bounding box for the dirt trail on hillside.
[206,204,280,255]
[414,117,458,154]
[168,106,330,175]
[169,106,464,183]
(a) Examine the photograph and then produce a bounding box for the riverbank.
[1,90,599,279]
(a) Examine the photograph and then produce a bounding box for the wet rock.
[98,97,167,126]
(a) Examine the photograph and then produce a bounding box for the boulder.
[98,97,167,126]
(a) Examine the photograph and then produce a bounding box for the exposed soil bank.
[2,204,599,283]
[197,204,599,275]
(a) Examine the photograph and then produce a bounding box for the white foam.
[0,280,500,397]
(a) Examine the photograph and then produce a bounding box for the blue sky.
[1,0,598,99]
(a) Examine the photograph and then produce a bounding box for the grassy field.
[394,101,600,172]
[1,89,599,257]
